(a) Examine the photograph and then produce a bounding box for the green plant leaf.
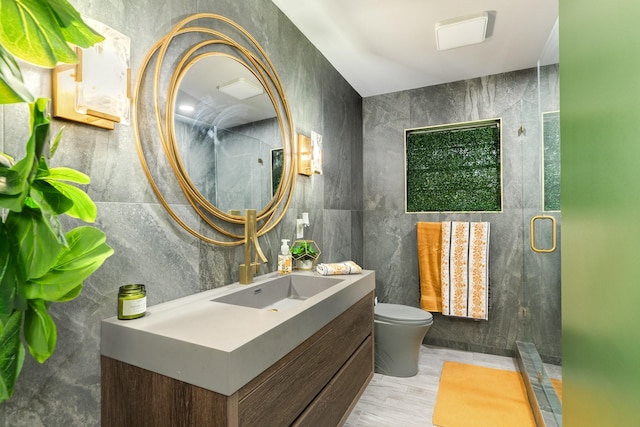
[0,99,50,211]
[55,283,82,303]
[45,180,96,222]
[0,310,25,403]
[0,144,38,206]
[46,0,104,48]
[31,97,50,127]
[27,183,69,247]
[5,208,63,282]
[0,0,75,66]
[25,226,113,302]
[44,167,90,185]
[0,153,18,197]
[52,226,112,269]
[0,152,14,167]
[0,167,22,198]
[49,127,63,158]
[31,179,73,215]
[24,299,56,363]
[0,0,103,68]
[0,44,34,104]
[290,241,317,260]
[0,223,18,323]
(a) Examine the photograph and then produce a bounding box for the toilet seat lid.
[374,303,433,325]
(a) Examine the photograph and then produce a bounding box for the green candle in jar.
[118,284,147,320]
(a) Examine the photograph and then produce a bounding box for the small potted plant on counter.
[290,240,321,270]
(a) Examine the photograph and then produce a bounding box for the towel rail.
[530,215,557,253]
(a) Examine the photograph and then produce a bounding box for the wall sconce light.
[298,134,313,176]
[52,17,131,130]
[311,130,323,175]
[297,132,323,176]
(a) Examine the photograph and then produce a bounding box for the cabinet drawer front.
[238,294,373,427]
[101,356,234,427]
[293,336,374,427]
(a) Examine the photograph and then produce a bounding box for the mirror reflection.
[174,55,281,213]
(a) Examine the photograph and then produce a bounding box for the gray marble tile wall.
[362,65,561,364]
[0,0,362,425]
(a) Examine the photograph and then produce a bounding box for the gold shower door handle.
[530,215,557,253]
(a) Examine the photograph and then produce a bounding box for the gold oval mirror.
[133,14,295,246]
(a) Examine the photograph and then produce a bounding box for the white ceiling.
[271,0,559,97]
[177,56,276,128]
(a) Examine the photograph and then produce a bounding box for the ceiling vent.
[435,12,489,51]
[217,77,264,100]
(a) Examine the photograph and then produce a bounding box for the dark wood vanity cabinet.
[101,292,374,427]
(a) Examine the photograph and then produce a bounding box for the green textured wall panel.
[561,1,640,425]
[543,111,560,211]
[405,121,501,212]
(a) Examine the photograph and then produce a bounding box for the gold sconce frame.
[132,13,296,246]
[298,134,313,176]
[52,17,131,130]
[297,131,323,176]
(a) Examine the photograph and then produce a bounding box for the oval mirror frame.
[132,13,295,246]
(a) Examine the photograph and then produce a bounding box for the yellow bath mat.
[433,361,535,427]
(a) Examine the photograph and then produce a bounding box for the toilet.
[374,303,433,377]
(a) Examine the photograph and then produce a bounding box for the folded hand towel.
[417,222,443,312]
[316,261,362,276]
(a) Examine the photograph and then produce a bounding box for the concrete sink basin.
[212,274,344,311]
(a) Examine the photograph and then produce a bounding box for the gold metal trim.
[239,209,268,284]
[298,134,313,176]
[530,215,557,253]
[132,13,296,246]
[86,109,120,122]
[75,49,83,82]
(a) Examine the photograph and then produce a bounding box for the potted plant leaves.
[0,0,113,403]
[290,240,321,270]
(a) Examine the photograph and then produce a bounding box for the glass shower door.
[522,18,561,365]
[518,17,562,426]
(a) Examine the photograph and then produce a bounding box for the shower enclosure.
[519,18,561,362]
[517,18,562,426]
[174,117,280,215]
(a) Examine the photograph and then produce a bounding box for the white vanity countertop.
[101,270,375,396]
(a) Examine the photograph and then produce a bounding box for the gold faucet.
[239,209,267,284]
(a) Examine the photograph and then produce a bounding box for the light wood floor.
[344,345,562,427]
